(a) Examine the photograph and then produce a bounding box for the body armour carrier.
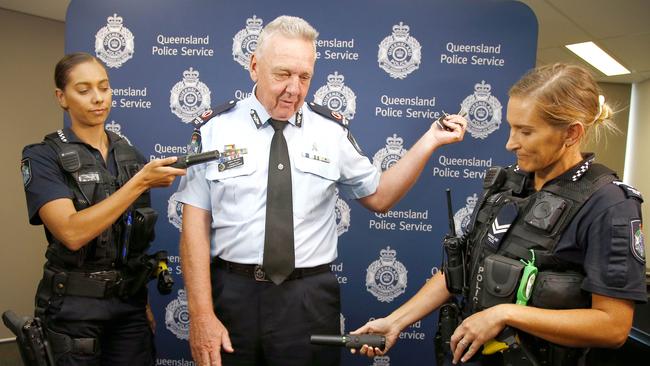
[457,163,617,365]
[41,129,155,271]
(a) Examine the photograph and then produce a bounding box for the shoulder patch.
[613,181,643,202]
[307,102,350,129]
[187,129,202,154]
[21,158,31,187]
[191,100,238,127]
[630,220,645,263]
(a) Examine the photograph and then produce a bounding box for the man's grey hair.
[255,15,319,57]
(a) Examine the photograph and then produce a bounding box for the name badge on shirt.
[78,172,101,182]
[218,144,248,172]
[218,157,244,172]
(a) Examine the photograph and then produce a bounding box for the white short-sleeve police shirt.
[175,91,380,267]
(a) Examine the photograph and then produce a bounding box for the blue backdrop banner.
[65,0,537,364]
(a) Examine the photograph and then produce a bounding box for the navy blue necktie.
[263,119,295,284]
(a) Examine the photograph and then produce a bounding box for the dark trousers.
[42,294,154,366]
[211,264,341,366]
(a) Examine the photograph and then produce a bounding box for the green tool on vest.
[516,250,538,305]
[482,250,537,355]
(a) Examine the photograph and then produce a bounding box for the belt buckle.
[88,270,120,283]
[253,265,268,282]
[88,270,112,281]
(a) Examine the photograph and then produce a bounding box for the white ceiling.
[2,0,649,83]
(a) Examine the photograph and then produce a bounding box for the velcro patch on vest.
[78,172,101,182]
[630,220,645,263]
[483,201,518,251]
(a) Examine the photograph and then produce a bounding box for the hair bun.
[592,95,613,126]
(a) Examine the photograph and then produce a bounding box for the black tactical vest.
[42,129,152,271]
[463,163,617,315]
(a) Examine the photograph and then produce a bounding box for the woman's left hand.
[449,304,511,364]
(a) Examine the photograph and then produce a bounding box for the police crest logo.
[461,80,503,139]
[377,22,421,79]
[94,14,135,68]
[631,220,645,263]
[21,158,31,187]
[105,121,132,145]
[165,289,190,340]
[340,313,346,334]
[232,15,264,70]
[170,67,212,123]
[372,134,407,172]
[366,246,408,303]
[372,355,391,366]
[335,190,351,237]
[453,193,478,236]
[167,192,183,232]
[313,71,357,120]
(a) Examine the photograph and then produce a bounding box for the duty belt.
[214,258,330,282]
[49,269,124,298]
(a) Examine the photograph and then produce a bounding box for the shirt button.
[278,163,284,170]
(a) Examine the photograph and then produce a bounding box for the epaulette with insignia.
[187,100,238,154]
[307,102,350,129]
[307,102,364,155]
[190,100,238,128]
[613,181,644,202]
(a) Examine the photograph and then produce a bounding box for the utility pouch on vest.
[530,271,590,309]
[129,208,158,253]
[479,254,524,309]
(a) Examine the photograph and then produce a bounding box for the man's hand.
[349,317,400,358]
[189,312,234,366]
[429,113,468,147]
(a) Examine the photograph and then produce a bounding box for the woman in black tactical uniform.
[20,52,185,365]
[351,63,646,366]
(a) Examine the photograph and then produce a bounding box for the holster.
[124,250,173,296]
[2,311,55,366]
[434,301,461,365]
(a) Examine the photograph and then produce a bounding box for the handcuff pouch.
[479,254,524,309]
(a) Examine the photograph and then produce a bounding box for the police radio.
[442,189,465,294]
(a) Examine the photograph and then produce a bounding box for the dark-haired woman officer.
[21,52,185,365]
